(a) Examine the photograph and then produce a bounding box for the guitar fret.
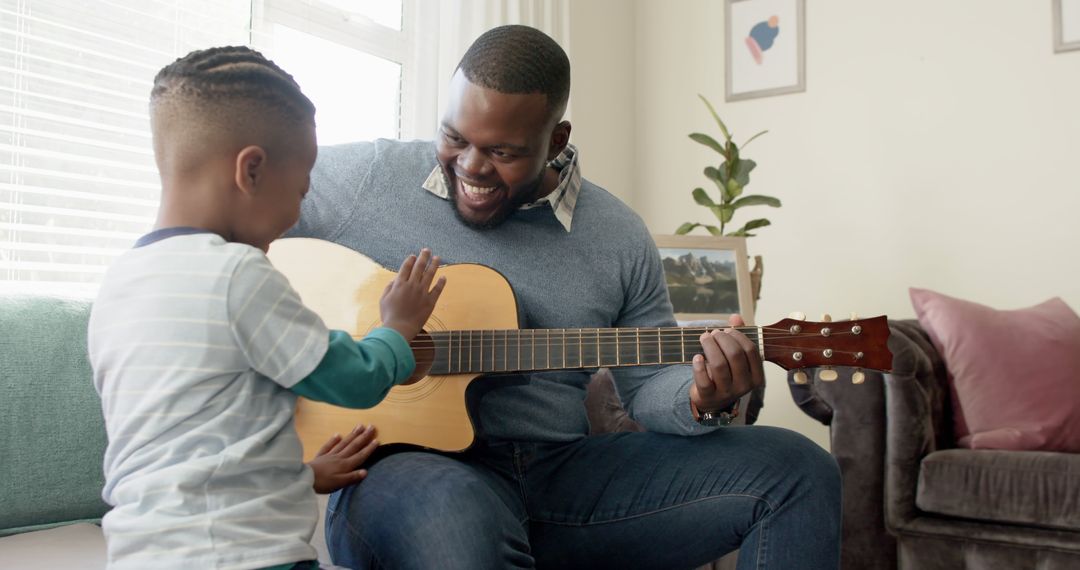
[578,330,583,367]
[663,328,683,364]
[684,327,703,364]
[550,329,563,371]
[562,328,579,369]
[617,328,637,366]
[544,329,549,370]
[615,331,620,366]
[680,328,685,363]
[562,329,567,369]
[545,329,550,370]
[636,327,640,364]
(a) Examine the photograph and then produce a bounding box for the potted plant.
[675,94,780,306]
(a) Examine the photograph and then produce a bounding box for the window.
[0,0,432,297]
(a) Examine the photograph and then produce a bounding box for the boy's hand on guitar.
[308,423,378,494]
[380,248,447,341]
[689,314,766,416]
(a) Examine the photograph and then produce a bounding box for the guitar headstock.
[761,314,893,380]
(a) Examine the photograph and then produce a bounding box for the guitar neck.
[423,326,759,375]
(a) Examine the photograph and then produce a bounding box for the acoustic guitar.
[268,238,893,458]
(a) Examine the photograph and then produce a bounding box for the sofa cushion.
[0,523,106,568]
[0,500,335,568]
[0,296,109,536]
[909,288,1080,452]
[916,449,1080,532]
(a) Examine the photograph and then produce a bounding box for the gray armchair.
[788,320,1080,569]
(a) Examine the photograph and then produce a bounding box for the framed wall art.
[1054,0,1080,53]
[725,0,806,101]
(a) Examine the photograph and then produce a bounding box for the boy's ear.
[235,145,267,196]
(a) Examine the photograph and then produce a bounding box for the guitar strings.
[397,330,868,348]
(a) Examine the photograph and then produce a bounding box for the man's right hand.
[380,248,446,341]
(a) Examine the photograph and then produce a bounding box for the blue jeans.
[325,426,840,570]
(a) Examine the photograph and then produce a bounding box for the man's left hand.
[688,314,765,418]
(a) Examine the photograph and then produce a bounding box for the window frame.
[253,0,438,140]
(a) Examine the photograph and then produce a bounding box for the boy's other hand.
[380,248,446,341]
[308,423,378,494]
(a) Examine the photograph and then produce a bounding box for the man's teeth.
[462,182,496,195]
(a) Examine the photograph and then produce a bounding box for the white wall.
[568,0,637,203]
[571,0,1080,449]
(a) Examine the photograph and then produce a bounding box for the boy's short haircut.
[150,46,315,157]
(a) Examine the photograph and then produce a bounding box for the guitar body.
[268,238,518,458]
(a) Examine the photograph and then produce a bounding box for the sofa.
[787,319,1080,569]
[0,295,762,568]
[0,295,334,568]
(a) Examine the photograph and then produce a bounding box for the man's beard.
[447,171,546,231]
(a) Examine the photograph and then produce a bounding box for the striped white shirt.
[88,232,329,570]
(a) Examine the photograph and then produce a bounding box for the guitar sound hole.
[403,330,435,385]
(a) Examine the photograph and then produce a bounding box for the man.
[291,25,840,570]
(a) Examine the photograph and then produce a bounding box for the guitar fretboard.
[425,327,760,374]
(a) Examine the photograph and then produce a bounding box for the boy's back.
[89,229,327,569]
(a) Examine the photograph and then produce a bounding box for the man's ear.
[234,145,267,196]
[547,121,571,161]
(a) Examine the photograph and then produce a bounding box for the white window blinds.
[0,0,251,297]
[0,0,425,298]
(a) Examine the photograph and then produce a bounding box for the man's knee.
[325,452,530,569]
[757,426,841,507]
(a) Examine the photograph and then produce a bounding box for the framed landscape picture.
[653,235,755,325]
[725,0,806,101]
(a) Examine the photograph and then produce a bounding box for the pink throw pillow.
[909,288,1080,453]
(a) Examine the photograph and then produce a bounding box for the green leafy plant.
[675,94,781,237]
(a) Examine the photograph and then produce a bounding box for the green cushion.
[0,296,109,536]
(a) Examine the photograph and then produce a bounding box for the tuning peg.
[852,369,866,384]
[793,370,809,385]
[820,313,833,323]
[849,311,859,321]
[788,311,806,320]
[819,367,839,382]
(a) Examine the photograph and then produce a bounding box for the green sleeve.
[290,328,415,408]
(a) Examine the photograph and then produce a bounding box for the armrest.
[785,319,951,569]
[881,320,952,531]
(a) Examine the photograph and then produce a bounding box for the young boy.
[87,46,445,570]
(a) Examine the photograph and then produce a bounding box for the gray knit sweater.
[291,139,714,441]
